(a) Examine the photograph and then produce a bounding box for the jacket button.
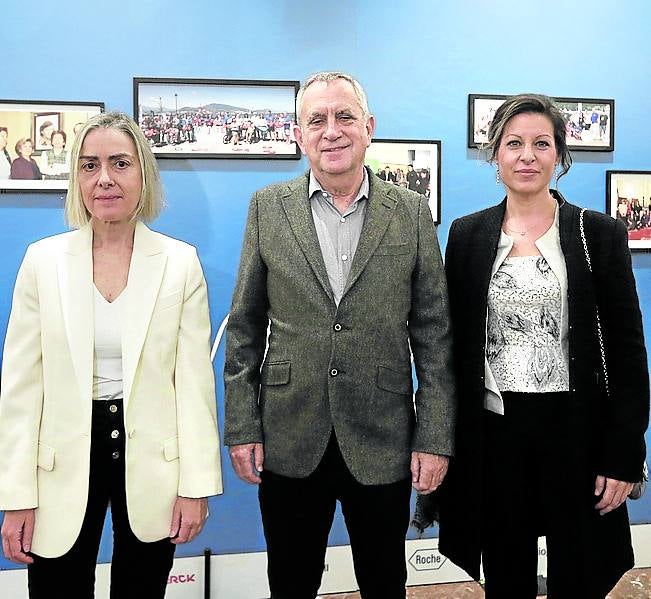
[112,451,120,460]
[111,430,120,439]
[330,368,338,377]
[109,404,118,413]
[333,323,342,331]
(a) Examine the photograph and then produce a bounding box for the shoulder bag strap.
[579,208,610,397]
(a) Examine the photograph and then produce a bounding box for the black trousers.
[259,433,412,599]
[481,392,612,599]
[27,399,175,599]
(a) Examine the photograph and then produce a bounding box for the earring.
[496,167,502,185]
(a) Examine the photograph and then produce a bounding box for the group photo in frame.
[0,100,104,192]
[468,94,615,152]
[133,77,300,159]
[606,170,651,250]
[364,138,441,224]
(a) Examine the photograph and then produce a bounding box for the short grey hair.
[65,111,164,229]
[296,71,370,125]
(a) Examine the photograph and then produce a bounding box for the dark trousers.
[27,399,175,599]
[259,433,412,599]
[481,392,609,599]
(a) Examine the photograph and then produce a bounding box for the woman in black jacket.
[438,93,649,598]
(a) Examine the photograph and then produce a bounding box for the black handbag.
[579,208,648,499]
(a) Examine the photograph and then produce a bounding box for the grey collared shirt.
[309,170,369,305]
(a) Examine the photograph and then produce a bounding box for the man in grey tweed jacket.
[224,72,455,599]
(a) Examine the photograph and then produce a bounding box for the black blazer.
[438,192,649,587]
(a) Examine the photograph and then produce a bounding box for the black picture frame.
[365,138,441,224]
[133,77,300,160]
[468,94,615,152]
[606,170,651,250]
[0,100,104,193]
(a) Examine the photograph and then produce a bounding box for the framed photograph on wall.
[0,100,104,192]
[133,77,300,159]
[365,138,441,224]
[468,94,615,152]
[606,170,651,250]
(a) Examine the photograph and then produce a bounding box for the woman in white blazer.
[0,112,222,598]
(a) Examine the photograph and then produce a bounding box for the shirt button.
[333,323,342,332]
[341,254,348,261]
[322,192,328,198]
[111,430,120,439]
[340,217,346,223]
[112,451,120,460]
[330,368,338,377]
[109,404,118,413]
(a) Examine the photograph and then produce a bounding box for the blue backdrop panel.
[1,0,650,571]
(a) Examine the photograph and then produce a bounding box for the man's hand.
[1,508,35,564]
[594,475,634,516]
[229,442,264,484]
[411,452,449,494]
[169,497,208,544]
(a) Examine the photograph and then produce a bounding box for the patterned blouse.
[487,255,569,392]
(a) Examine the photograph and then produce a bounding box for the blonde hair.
[65,112,164,228]
[296,71,370,125]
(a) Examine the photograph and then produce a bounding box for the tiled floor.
[320,567,651,598]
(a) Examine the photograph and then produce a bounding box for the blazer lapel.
[122,222,167,408]
[58,225,94,404]
[342,175,399,297]
[280,175,333,302]
[474,199,506,301]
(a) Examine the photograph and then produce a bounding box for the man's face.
[294,79,374,181]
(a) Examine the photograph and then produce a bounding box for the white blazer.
[0,222,222,558]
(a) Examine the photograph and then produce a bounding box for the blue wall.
[1,0,650,567]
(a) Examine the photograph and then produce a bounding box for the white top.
[484,203,569,414]
[93,285,125,401]
[487,255,569,392]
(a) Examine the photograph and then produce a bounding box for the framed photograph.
[0,100,104,193]
[606,170,651,250]
[133,77,300,159]
[468,94,615,152]
[33,112,61,151]
[365,138,441,224]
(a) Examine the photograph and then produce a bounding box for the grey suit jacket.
[224,169,455,485]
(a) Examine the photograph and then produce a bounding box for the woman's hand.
[594,475,634,516]
[1,508,35,564]
[169,497,208,544]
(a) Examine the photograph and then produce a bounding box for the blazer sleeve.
[0,246,43,509]
[174,248,223,497]
[408,197,457,456]
[590,215,649,481]
[223,192,269,446]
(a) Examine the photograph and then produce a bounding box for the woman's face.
[19,140,33,158]
[51,133,65,151]
[78,128,143,225]
[41,125,54,142]
[496,112,558,197]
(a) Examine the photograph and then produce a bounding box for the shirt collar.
[308,168,369,206]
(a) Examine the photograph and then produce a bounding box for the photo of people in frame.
[364,138,441,224]
[607,170,651,250]
[135,78,300,159]
[0,101,104,191]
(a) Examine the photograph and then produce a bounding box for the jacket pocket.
[162,436,179,461]
[37,442,55,471]
[376,365,412,395]
[374,242,410,256]
[261,361,291,386]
